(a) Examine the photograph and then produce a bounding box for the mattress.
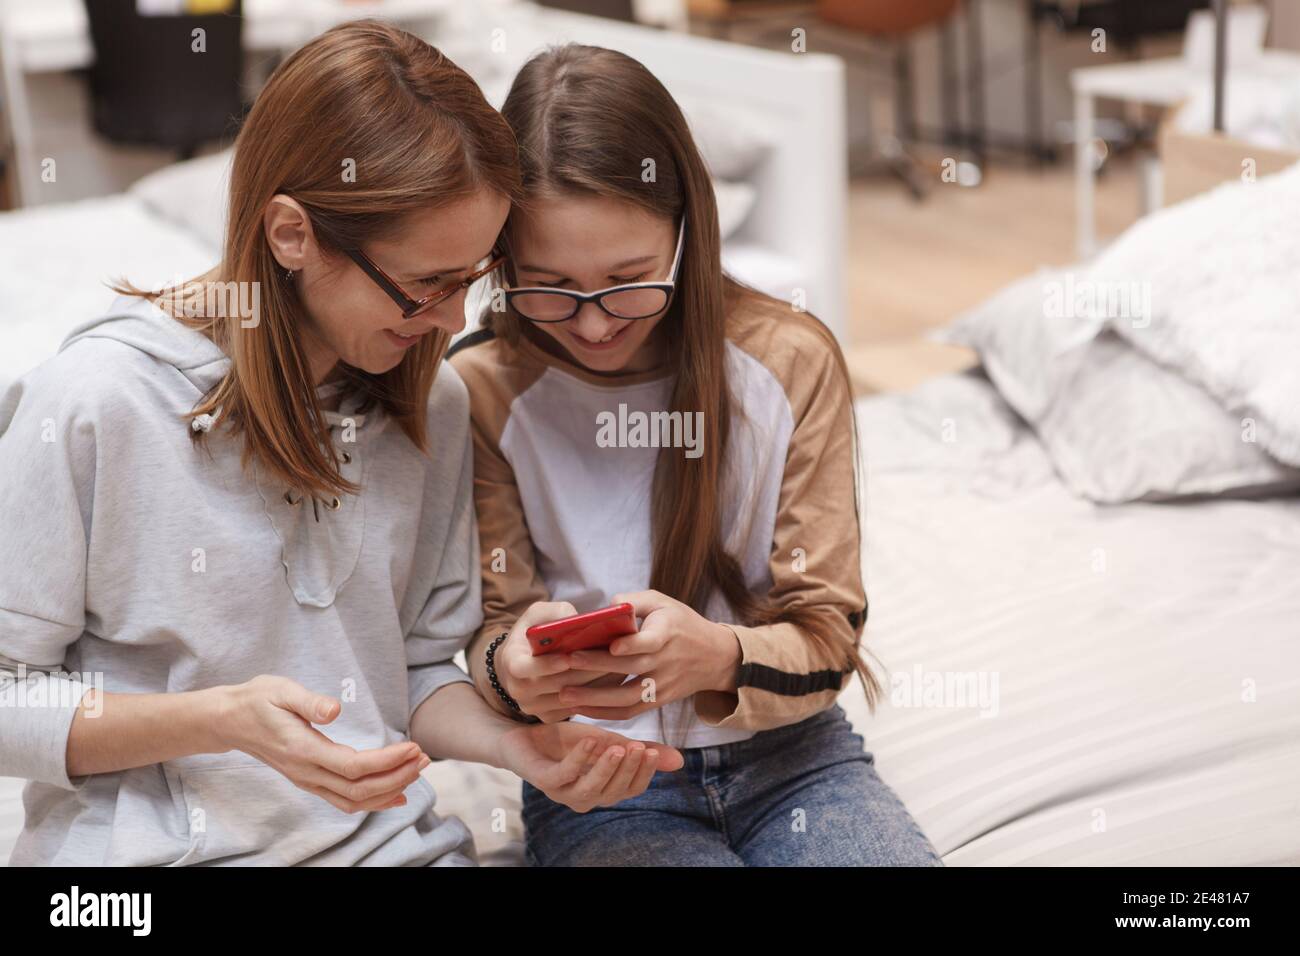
[0,779,23,866]
[842,371,1300,865]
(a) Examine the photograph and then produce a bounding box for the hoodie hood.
[57,295,385,608]
[59,294,231,394]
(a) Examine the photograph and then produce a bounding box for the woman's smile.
[384,327,429,349]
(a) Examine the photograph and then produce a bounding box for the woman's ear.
[263,195,316,271]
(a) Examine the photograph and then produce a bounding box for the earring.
[283,266,295,281]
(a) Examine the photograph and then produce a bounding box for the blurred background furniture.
[82,0,246,160]
[818,0,964,199]
[1070,2,1300,254]
[0,0,455,207]
[1159,106,1300,205]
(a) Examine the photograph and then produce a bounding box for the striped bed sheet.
[842,370,1300,865]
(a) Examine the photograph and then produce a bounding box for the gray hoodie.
[0,295,482,865]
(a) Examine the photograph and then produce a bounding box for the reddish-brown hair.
[123,19,521,498]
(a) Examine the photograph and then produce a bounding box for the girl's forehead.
[510,198,673,261]
[517,193,666,232]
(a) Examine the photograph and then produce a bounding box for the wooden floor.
[842,153,1147,394]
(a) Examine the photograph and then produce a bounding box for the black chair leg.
[890,42,930,201]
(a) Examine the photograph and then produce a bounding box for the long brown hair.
[121,20,521,498]
[494,45,881,710]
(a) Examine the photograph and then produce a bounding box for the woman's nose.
[432,287,470,326]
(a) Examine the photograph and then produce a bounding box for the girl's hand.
[496,721,684,813]
[493,601,621,722]
[557,590,742,721]
[216,675,430,814]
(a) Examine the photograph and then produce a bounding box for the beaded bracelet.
[485,632,533,720]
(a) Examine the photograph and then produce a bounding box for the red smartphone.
[526,603,637,656]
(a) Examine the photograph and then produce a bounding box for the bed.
[848,372,1300,865]
[424,150,1300,866]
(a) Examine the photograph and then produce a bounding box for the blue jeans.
[521,705,943,866]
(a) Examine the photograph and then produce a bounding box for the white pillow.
[676,95,776,181]
[945,267,1300,503]
[128,149,232,254]
[714,179,756,239]
[1087,162,1300,468]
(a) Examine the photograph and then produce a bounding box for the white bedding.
[848,372,1300,865]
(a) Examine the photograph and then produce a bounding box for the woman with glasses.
[449,45,942,866]
[0,22,680,867]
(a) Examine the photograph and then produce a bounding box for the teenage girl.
[450,44,940,866]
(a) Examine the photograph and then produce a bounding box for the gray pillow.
[945,267,1300,503]
[128,149,231,253]
[1089,162,1300,468]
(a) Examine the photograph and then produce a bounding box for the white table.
[1071,50,1300,257]
[0,0,452,207]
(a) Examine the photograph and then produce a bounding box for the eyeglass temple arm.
[348,250,416,312]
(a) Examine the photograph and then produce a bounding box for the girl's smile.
[564,321,633,352]
[508,195,675,375]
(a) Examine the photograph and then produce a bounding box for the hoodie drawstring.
[282,409,365,521]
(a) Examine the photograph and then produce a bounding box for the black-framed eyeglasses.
[346,247,505,321]
[502,217,685,324]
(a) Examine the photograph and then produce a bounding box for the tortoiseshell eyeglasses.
[346,248,504,321]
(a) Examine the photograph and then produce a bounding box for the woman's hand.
[492,601,622,722]
[556,590,742,721]
[215,675,430,814]
[496,720,684,813]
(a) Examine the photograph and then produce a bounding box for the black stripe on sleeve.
[737,663,849,697]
